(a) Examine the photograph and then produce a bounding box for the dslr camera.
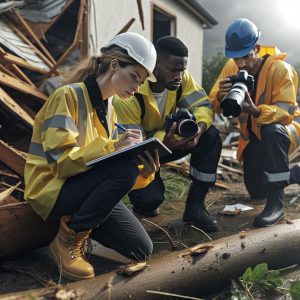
[165,108,198,138]
[220,70,254,117]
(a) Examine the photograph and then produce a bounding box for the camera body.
[220,70,255,117]
[165,108,198,138]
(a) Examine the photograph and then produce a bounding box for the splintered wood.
[0,1,90,196]
[117,262,149,276]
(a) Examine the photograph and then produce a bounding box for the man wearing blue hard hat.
[210,18,299,227]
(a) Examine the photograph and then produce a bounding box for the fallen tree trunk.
[0,202,58,259]
[3,219,300,299]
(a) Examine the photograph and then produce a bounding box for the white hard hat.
[103,32,157,82]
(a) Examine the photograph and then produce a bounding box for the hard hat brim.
[225,34,259,59]
[225,45,253,58]
[146,71,157,82]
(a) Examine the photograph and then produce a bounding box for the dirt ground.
[0,172,300,299]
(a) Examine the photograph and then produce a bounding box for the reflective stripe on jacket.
[25,83,154,220]
[209,51,299,160]
[113,70,214,141]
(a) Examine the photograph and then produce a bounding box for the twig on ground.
[142,218,177,250]
[147,290,204,299]
[190,225,212,241]
[0,263,56,287]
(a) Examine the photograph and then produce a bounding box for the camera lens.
[177,119,199,137]
[221,82,247,117]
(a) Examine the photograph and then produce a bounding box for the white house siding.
[89,0,206,84]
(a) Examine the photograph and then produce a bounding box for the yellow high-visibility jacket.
[209,50,299,161]
[113,70,214,141]
[25,82,154,220]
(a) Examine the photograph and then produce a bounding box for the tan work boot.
[49,216,95,281]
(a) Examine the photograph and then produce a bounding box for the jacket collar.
[84,75,107,114]
[137,79,152,97]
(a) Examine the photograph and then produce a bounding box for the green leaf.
[242,267,252,284]
[252,263,268,283]
[265,270,283,288]
[290,281,300,300]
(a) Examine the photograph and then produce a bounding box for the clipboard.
[86,137,172,167]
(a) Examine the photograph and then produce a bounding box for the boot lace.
[68,235,93,259]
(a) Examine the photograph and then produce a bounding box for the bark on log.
[3,219,300,299]
[0,202,58,259]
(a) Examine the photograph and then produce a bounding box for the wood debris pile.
[0,0,147,204]
[0,0,89,203]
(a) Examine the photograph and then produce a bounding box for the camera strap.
[135,84,182,122]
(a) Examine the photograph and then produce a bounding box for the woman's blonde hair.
[61,46,138,84]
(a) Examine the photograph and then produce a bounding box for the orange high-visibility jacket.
[209,48,299,161]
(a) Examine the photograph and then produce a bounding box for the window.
[153,6,176,44]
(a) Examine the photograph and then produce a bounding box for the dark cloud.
[201,0,300,64]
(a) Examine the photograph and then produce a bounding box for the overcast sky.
[200,0,300,65]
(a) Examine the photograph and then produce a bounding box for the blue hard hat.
[225,18,260,58]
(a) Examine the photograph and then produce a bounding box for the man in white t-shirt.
[113,36,222,232]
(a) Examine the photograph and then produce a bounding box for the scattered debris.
[0,181,20,204]
[181,243,213,257]
[290,194,300,204]
[239,231,246,239]
[117,262,148,276]
[219,209,242,216]
[220,203,254,216]
[55,288,83,300]
[222,252,231,260]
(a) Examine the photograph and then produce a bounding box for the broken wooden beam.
[0,48,49,74]
[2,15,54,68]
[0,87,34,127]
[136,0,145,30]
[218,163,243,175]
[3,219,300,298]
[0,140,26,176]
[40,0,88,81]
[0,70,47,101]
[116,17,136,35]
[12,8,57,65]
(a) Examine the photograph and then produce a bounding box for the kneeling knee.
[129,240,153,261]
[261,124,288,142]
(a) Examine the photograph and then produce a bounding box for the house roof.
[179,0,218,28]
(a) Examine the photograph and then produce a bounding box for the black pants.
[129,125,222,211]
[48,159,153,261]
[243,124,290,199]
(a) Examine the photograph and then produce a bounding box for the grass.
[122,167,190,208]
[161,168,190,204]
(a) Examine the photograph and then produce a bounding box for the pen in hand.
[115,123,127,133]
[114,123,143,150]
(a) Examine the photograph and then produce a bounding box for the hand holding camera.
[165,108,199,138]
[220,70,255,117]
[241,91,261,117]
[163,108,203,151]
